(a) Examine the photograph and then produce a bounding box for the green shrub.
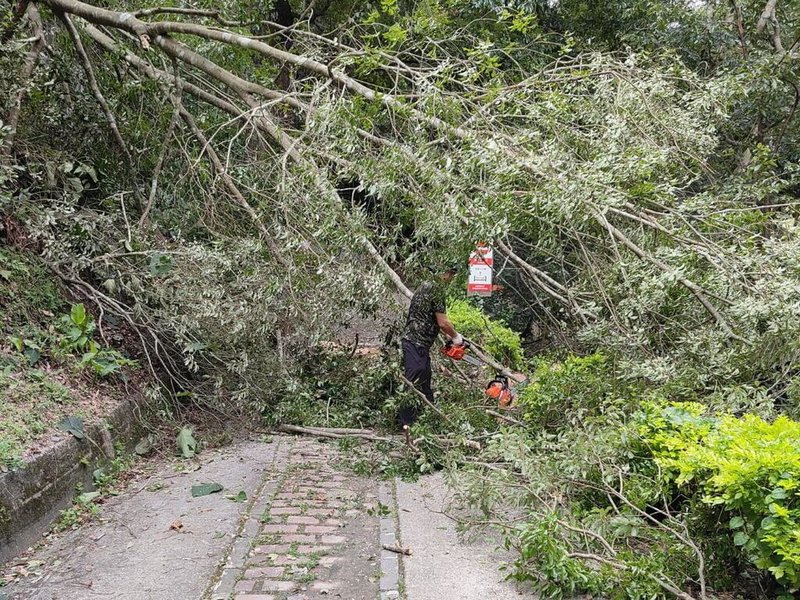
[263,350,400,429]
[641,405,800,591]
[517,353,626,429]
[447,299,523,368]
[636,401,716,475]
[509,515,605,599]
[56,303,135,376]
[6,303,134,377]
[508,506,698,599]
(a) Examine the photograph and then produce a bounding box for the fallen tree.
[2,1,800,597]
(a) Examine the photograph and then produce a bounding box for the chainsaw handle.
[485,374,509,389]
[444,339,470,349]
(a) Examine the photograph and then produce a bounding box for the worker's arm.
[435,312,462,344]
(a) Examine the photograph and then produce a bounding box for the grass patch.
[53,443,137,532]
[0,365,79,468]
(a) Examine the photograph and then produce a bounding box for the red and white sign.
[469,244,494,267]
[468,244,493,296]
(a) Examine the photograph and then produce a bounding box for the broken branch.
[276,424,392,442]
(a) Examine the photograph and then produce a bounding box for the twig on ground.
[485,409,525,427]
[382,544,412,555]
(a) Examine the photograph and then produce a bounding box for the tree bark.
[61,13,134,166]
[1,4,43,161]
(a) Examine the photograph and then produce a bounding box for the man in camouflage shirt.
[400,266,463,440]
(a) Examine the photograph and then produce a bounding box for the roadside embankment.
[0,397,145,564]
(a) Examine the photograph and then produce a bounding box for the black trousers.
[400,339,434,426]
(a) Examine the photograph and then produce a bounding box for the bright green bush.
[641,406,800,591]
[636,401,716,475]
[446,299,523,368]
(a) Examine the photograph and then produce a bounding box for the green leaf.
[77,491,100,504]
[149,253,173,276]
[23,347,40,366]
[8,335,23,352]
[74,163,98,183]
[729,516,745,529]
[191,482,223,497]
[70,303,87,327]
[770,487,788,500]
[57,416,85,440]
[0,269,11,281]
[226,490,247,503]
[66,176,84,197]
[176,426,197,458]
[382,23,408,45]
[733,531,749,546]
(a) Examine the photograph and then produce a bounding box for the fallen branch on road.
[382,544,412,556]
[413,436,482,451]
[276,424,393,442]
[275,425,482,452]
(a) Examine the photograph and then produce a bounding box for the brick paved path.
[212,437,386,600]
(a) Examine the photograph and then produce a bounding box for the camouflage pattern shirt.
[402,281,446,349]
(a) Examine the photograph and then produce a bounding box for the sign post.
[467,244,493,297]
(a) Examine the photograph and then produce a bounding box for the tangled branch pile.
[2,0,800,597]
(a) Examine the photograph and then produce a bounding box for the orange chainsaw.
[485,374,514,407]
[441,341,518,407]
[440,340,483,366]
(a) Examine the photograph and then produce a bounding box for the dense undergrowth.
[258,295,800,597]
[449,350,800,599]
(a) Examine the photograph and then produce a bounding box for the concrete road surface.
[396,472,536,600]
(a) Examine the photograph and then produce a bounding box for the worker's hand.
[451,333,464,346]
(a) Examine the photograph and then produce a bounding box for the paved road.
[396,472,535,600]
[2,436,531,600]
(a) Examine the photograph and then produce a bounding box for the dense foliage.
[642,405,800,589]
[447,299,523,367]
[2,0,800,596]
